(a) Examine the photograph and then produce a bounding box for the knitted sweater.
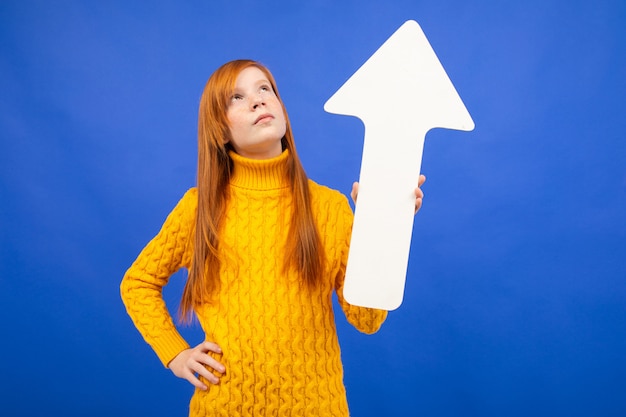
[120,150,387,416]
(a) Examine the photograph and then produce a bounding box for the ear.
[222,129,231,144]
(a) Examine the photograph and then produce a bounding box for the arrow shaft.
[345,125,427,310]
[356,123,426,207]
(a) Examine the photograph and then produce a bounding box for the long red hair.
[179,60,324,322]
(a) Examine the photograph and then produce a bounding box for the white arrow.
[324,20,474,310]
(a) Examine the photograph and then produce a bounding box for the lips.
[254,113,274,125]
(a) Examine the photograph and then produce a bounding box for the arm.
[120,189,196,367]
[336,272,388,334]
[336,174,426,332]
[334,195,388,334]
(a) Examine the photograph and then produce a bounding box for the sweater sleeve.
[120,188,197,367]
[333,194,388,334]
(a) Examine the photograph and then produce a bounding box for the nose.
[251,94,265,109]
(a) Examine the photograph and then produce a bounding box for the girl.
[121,59,425,416]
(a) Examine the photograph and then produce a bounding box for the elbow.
[361,322,384,335]
[351,309,388,335]
[363,315,387,335]
[119,271,136,308]
[120,278,130,310]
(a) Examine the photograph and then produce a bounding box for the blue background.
[1,1,625,416]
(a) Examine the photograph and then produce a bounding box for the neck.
[228,149,291,190]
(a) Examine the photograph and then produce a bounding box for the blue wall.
[1,1,625,415]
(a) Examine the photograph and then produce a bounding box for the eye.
[259,85,271,93]
[230,94,244,103]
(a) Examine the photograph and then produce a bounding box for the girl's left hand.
[351,174,426,215]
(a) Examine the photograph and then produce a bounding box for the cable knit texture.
[121,150,387,416]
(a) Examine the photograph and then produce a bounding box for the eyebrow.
[231,79,272,95]
[237,78,271,87]
[254,78,271,87]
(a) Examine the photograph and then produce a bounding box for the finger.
[195,342,225,372]
[350,182,359,203]
[415,197,423,214]
[200,341,222,354]
[190,361,221,385]
[183,367,209,390]
[418,174,426,187]
[190,376,209,390]
[414,181,425,214]
[196,353,226,374]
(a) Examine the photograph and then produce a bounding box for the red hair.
[179,60,324,322]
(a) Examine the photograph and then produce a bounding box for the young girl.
[121,59,425,416]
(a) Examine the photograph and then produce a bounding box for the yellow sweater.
[120,150,387,416]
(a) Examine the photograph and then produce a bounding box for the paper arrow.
[324,20,474,310]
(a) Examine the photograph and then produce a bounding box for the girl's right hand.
[168,341,226,390]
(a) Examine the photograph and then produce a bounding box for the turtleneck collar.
[228,149,291,191]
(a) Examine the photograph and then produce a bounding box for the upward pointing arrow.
[325,20,474,311]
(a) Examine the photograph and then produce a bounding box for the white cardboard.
[324,20,474,310]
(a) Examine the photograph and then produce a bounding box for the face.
[225,66,287,159]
